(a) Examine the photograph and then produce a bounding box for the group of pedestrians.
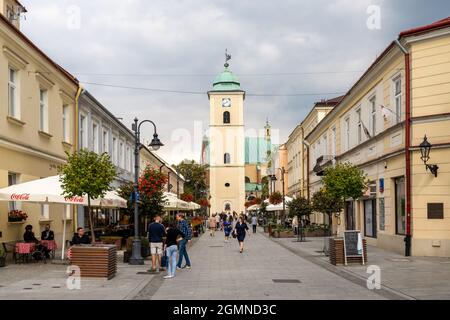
[209,213,255,253]
[147,213,192,280]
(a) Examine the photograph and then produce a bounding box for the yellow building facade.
[304,17,450,257]
[0,3,79,244]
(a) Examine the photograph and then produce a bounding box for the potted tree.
[59,149,118,279]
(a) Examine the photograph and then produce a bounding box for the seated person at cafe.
[71,227,91,245]
[41,224,55,240]
[23,225,51,258]
[24,225,39,243]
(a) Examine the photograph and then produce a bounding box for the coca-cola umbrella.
[0,175,127,259]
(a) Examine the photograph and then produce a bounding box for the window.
[322,135,328,156]
[224,153,231,164]
[225,183,230,187]
[345,117,350,150]
[8,67,18,118]
[92,122,99,153]
[395,177,406,235]
[119,141,124,168]
[394,77,402,123]
[224,203,231,211]
[112,137,118,165]
[370,96,376,137]
[62,105,70,143]
[41,204,50,220]
[223,111,230,124]
[80,115,87,149]
[103,129,109,154]
[356,108,362,144]
[245,176,251,183]
[39,89,48,132]
[331,127,336,157]
[65,205,72,220]
[126,145,131,171]
[8,172,20,211]
[379,198,385,231]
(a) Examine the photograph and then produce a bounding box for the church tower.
[207,55,245,215]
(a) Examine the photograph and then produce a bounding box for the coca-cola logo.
[11,193,30,201]
[64,196,84,203]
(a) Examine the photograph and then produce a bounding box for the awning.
[264,196,293,212]
[163,192,190,210]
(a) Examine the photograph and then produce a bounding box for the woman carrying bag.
[164,222,185,279]
[233,216,249,253]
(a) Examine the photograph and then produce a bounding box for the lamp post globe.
[420,135,431,164]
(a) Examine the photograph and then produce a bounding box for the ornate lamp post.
[129,118,164,265]
[419,135,439,177]
[278,167,286,220]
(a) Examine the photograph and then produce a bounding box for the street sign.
[343,230,365,265]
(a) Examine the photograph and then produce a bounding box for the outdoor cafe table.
[41,240,57,258]
[15,242,36,263]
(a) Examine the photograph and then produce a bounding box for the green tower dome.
[212,64,241,91]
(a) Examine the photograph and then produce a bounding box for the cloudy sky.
[20,0,450,164]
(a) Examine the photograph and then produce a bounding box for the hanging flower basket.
[8,210,28,222]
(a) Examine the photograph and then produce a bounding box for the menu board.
[344,230,362,257]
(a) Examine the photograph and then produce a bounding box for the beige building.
[286,97,342,199]
[268,144,288,195]
[305,17,450,257]
[0,2,79,244]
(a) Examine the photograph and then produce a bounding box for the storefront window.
[345,201,355,230]
[364,199,377,238]
[379,198,385,231]
[395,177,406,235]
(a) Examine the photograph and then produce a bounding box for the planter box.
[271,231,294,238]
[70,245,117,279]
[304,229,329,237]
[0,257,6,267]
[99,236,122,250]
[263,226,269,233]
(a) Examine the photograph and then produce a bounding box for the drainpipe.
[395,39,412,257]
[73,86,83,231]
[302,139,310,201]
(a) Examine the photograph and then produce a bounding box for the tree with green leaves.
[311,188,344,236]
[173,160,208,201]
[287,197,312,219]
[59,149,117,243]
[322,162,367,201]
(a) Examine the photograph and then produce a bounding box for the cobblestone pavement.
[136,229,385,300]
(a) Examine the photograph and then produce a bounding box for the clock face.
[222,98,231,108]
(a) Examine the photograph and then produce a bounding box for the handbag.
[232,229,237,238]
[161,251,168,268]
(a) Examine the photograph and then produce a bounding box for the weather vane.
[225,49,231,68]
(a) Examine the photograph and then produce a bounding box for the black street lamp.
[130,117,164,265]
[419,135,439,177]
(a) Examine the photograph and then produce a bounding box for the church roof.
[211,65,242,91]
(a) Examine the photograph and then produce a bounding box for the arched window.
[224,153,231,164]
[223,111,230,124]
[225,203,231,211]
[245,176,251,183]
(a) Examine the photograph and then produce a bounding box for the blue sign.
[379,178,384,193]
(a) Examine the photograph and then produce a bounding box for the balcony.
[313,155,335,176]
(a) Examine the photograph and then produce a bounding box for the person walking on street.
[176,213,192,269]
[148,215,166,273]
[209,214,217,237]
[292,215,299,235]
[215,213,221,231]
[251,215,258,234]
[164,222,185,279]
[233,216,249,253]
[223,216,233,242]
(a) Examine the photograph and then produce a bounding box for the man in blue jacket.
[148,215,166,273]
[176,213,192,269]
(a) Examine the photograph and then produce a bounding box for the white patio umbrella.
[163,192,190,210]
[247,204,260,211]
[0,175,127,259]
[265,196,293,212]
[188,202,201,211]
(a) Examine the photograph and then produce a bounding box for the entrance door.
[345,201,355,230]
[364,199,377,238]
